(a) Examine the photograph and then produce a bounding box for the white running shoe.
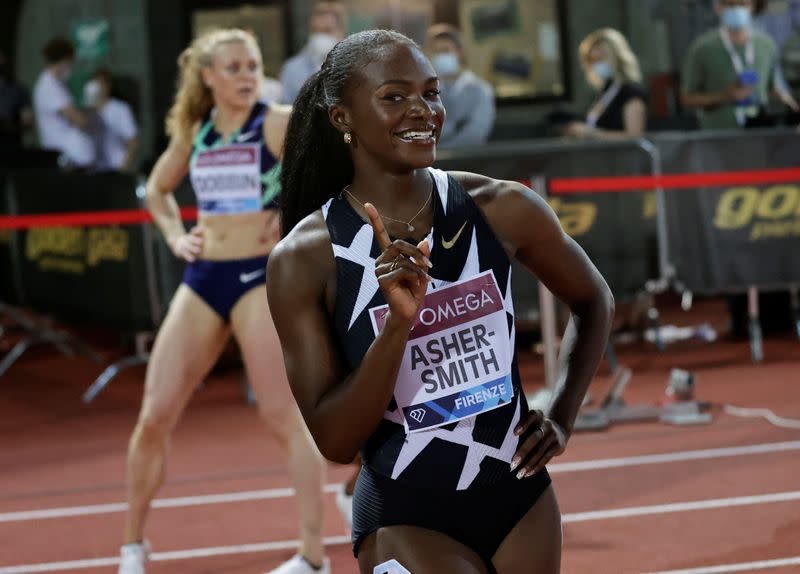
[335,483,353,530]
[266,555,331,574]
[117,541,149,574]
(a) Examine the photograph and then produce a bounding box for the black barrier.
[435,140,660,313]
[1,153,60,305]
[0,170,18,304]
[7,171,158,331]
[651,129,800,294]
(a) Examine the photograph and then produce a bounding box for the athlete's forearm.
[547,291,614,436]
[310,312,413,463]
[145,184,186,249]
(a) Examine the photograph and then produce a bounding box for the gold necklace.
[343,184,433,233]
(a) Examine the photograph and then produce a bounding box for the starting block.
[573,367,711,431]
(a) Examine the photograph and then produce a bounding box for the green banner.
[71,19,109,60]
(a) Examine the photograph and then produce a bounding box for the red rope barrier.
[549,167,800,194]
[0,207,198,229]
[1,167,799,229]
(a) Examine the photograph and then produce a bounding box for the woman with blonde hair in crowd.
[117,28,329,574]
[564,27,648,139]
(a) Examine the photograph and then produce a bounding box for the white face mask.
[83,80,102,106]
[591,60,615,82]
[431,52,460,77]
[307,33,338,63]
[721,6,752,30]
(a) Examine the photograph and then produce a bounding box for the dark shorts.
[182,255,268,322]
[352,464,552,571]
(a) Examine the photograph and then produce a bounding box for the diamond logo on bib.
[369,270,514,433]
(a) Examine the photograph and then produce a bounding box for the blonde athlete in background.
[117,29,329,574]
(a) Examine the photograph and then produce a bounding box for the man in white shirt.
[83,68,138,172]
[424,23,496,148]
[32,38,94,167]
[279,2,346,104]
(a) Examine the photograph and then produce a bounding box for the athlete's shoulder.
[269,210,332,286]
[448,171,532,208]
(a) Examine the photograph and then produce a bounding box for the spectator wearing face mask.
[83,68,138,172]
[681,0,798,130]
[564,28,647,140]
[424,23,495,148]
[0,49,33,154]
[32,37,95,167]
[279,2,346,104]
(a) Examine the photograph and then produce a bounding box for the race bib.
[191,144,262,215]
[370,270,514,433]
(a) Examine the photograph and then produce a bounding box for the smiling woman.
[269,29,614,574]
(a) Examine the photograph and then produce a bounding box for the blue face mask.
[591,60,615,82]
[722,6,752,30]
[431,52,460,77]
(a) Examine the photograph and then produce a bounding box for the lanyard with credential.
[719,27,755,126]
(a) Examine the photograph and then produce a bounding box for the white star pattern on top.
[504,266,516,350]
[388,227,516,489]
[390,398,520,490]
[331,224,380,330]
[325,168,522,491]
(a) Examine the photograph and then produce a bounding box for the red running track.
[0,298,799,573]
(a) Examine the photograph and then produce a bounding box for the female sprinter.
[118,29,328,574]
[269,30,613,574]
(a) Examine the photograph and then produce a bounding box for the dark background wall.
[3,0,748,167]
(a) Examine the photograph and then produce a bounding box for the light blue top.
[279,50,321,104]
[438,70,496,148]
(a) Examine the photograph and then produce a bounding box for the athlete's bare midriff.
[196,209,279,260]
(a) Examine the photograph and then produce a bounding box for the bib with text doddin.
[191,144,262,215]
[370,270,514,433]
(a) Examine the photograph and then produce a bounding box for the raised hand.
[170,225,205,262]
[365,202,432,325]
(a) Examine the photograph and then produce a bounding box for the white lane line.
[0,484,337,523]
[548,440,800,473]
[3,440,799,524]
[646,556,800,573]
[0,535,351,573]
[562,490,800,522]
[2,492,799,573]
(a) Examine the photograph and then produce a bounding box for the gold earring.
[344,132,352,144]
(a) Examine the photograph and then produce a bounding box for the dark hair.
[280,29,418,236]
[426,23,463,51]
[91,67,113,85]
[43,38,75,64]
[311,2,346,30]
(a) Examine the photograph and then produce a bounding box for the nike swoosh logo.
[236,130,260,142]
[441,221,468,249]
[239,269,266,283]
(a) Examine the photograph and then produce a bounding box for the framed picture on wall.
[342,0,434,44]
[192,4,286,78]
[458,0,570,102]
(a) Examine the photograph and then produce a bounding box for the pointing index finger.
[365,202,392,251]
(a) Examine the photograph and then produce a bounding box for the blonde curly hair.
[579,28,641,87]
[165,29,261,142]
